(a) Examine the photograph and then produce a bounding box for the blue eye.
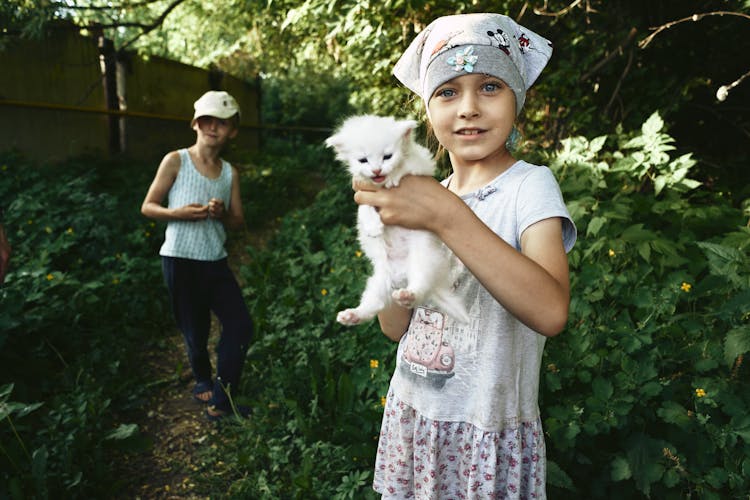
[358,158,368,163]
[435,88,456,98]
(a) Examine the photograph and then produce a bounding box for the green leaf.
[587,216,606,237]
[611,455,632,481]
[592,377,614,401]
[546,459,575,490]
[642,112,665,136]
[657,401,692,429]
[732,415,750,444]
[626,433,665,496]
[31,446,48,485]
[724,326,750,368]
[105,423,139,440]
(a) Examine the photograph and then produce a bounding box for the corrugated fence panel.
[0,27,260,164]
[0,29,109,161]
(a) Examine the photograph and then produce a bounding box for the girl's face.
[427,73,516,167]
[193,115,238,146]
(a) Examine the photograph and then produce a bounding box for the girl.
[355,14,577,498]
[141,90,253,422]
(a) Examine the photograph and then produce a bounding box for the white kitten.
[325,114,468,326]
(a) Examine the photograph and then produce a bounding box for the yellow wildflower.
[66,227,74,234]
[321,289,328,296]
[355,250,363,258]
[46,273,54,281]
[608,249,616,257]
[681,282,692,293]
[380,396,387,407]
[370,359,379,369]
[695,388,706,398]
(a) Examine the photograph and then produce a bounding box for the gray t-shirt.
[390,160,577,432]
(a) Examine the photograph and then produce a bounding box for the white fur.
[325,114,469,326]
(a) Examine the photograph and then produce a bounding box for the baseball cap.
[192,91,240,122]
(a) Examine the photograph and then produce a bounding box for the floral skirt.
[373,390,546,499]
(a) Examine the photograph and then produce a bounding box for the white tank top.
[159,149,233,261]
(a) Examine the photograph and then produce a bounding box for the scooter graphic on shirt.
[402,307,455,388]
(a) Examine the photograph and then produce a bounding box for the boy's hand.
[208,198,225,219]
[177,203,209,220]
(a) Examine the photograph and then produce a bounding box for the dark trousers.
[162,256,253,410]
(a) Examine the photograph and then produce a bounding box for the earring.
[505,126,521,152]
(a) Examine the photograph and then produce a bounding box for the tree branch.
[604,48,633,118]
[80,0,188,51]
[533,0,583,17]
[639,11,750,102]
[580,27,638,82]
[639,11,750,49]
[51,0,166,12]
[716,67,750,102]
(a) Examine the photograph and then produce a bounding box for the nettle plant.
[542,113,750,499]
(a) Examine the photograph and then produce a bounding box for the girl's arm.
[377,302,413,342]
[141,151,209,221]
[355,175,570,337]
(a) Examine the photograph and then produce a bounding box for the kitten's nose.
[372,169,382,176]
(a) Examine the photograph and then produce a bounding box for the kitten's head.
[325,115,417,187]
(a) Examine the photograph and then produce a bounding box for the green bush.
[543,113,750,498]
[0,153,169,498]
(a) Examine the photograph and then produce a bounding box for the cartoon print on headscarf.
[430,31,463,56]
[518,33,531,53]
[486,28,511,55]
[414,26,432,59]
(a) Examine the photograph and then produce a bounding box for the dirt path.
[113,231,266,499]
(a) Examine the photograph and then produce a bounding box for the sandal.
[206,404,251,423]
[191,380,213,404]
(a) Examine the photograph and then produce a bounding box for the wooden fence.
[0,24,260,164]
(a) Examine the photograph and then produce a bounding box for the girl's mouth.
[456,128,484,136]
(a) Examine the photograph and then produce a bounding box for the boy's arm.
[141,151,208,221]
[220,166,246,230]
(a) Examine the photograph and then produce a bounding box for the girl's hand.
[353,175,459,233]
[208,198,225,219]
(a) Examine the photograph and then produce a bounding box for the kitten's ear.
[397,119,418,139]
[324,134,343,152]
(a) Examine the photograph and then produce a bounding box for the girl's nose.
[458,95,480,119]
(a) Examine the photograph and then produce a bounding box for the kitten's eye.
[358,158,368,164]
[383,154,392,160]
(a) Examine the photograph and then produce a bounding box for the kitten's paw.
[337,309,362,326]
[392,289,417,309]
